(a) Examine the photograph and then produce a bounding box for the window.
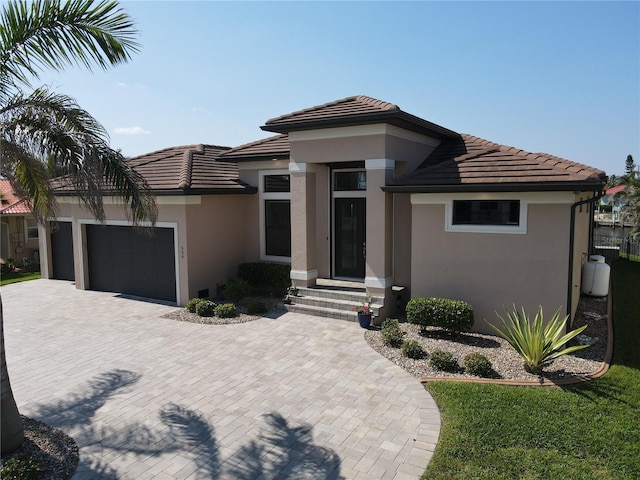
[265,200,291,257]
[260,172,291,260]
[453,200,520,226]
[334,171,366,191]
[264,174,290,193]
[26,218,39,240]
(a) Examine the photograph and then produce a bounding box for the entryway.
[332,169,366,279]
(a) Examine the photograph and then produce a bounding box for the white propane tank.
[581,255,610,297]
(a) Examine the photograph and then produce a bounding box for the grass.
[0,270,41,286]
[422,260,640,480]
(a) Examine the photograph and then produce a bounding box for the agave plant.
[489,306,589,372]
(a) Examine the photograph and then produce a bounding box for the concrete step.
[295,286,383,305]
[284,303,357,322]
[291,293,382,314]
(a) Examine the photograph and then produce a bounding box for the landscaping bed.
[161,295,285,325]
[365,295,608,382]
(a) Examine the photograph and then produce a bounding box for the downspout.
[567,190,604,324]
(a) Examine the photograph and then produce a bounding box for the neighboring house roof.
[0,179,31,215]
[384,134,606,193]
[52,144,257,195]
[604,184,626,196]
[217,134,290,162]
[262,95,459,139]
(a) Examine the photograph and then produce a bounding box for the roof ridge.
[178,144,204,189]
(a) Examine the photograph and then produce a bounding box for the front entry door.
[334,198,366,278]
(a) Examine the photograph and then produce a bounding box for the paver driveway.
[2,280,440,479]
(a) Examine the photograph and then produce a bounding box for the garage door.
[86,224,176,302]
[50,222,75,281]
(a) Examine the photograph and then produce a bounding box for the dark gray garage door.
[86,225,176,302]
[50,221,75,281]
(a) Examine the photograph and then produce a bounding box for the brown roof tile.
[262,95,458,139]
[53,145,257,195]
[217,134,290,162]
[385,134,606,192]
[0,179,32,215]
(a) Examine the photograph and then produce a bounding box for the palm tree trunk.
[0,296,24,457]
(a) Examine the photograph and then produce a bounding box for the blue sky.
[35,0,640,176]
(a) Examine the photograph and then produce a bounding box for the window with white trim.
[26,218,39,240]
[260,171,291,260]
[452,200,520,226]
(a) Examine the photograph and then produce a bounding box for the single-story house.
[1,179,41,268]
[39,96,605,332]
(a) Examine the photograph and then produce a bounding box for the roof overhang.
[382,181,605,194]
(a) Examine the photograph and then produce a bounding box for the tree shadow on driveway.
[32,370,344,479]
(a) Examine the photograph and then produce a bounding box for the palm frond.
[0,0,139,91]
[1,86,156,225]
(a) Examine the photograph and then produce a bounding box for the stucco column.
[365,159,395,295]
[289,162,318,287]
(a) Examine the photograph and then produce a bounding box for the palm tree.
[1,0,157,456]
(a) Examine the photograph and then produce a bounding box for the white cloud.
[192,106,211,115]
[114,126,151,135]
[115,82,148,89]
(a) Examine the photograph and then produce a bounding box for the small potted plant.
[353,297,373,328]
[287,281,299,297]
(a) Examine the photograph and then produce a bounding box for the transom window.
[264,174,290,193]
[334,171,366,191]
[452,200,520,226]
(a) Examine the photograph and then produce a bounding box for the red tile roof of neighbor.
[53,145,257,195]
[385,134,606,192]
[605,184,626,195]
[0,179,31,215]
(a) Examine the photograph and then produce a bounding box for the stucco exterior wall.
[185,194,255,300]
[410,201,572,334]
[0,215,40,265]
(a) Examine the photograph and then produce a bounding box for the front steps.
[284,279,384,322]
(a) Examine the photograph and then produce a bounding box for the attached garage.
[50,221,75,281]
[85,224,177,302]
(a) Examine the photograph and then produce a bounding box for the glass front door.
[334,197,366,278]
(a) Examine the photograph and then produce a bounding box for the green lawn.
[422,260,640,480]
[0,270,41,286]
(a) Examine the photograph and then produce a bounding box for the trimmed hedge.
[429,350,460,372]
[238,262,291,295]
[222,277,252,302]
[215,303,237,318]
[381,319,404,347]
[401,340,425,359]
[463,352,494,378]
[406,297,474,333]
[186,298,206,313]
[195,300,216,317]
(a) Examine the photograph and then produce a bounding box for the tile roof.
[385,134,606,193]
[217,134,290,162]
[262,95,458,139]
[53,145,257,195]
[0,179,32,215]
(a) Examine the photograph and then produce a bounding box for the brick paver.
[2,280,440,479]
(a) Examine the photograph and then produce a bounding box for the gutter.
[567,190,604,323]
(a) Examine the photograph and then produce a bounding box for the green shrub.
[0,454,41,480]
[195,300,216,317]
[401,340,426,359]
[238,262,291,295]
[215,303,237,318]
[186,298,206,313]
[381,318,400,329]
[381,326,404,348]
[222,277,252,302]
[489,305,589,372]
[247,300,268,314]
[463,352,493,377]
[406,297,474,333]
[429,350,460,372]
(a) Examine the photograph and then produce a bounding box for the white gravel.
[365,296,608,382]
